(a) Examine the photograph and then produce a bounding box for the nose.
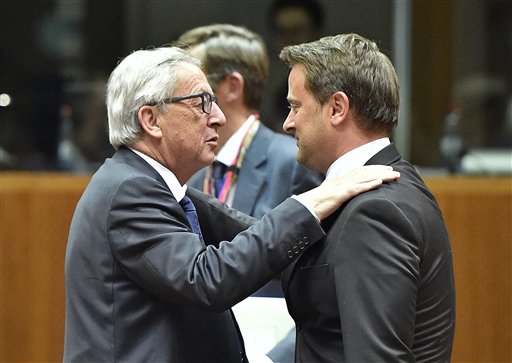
[282,112,295,134]
[208,102,226,127]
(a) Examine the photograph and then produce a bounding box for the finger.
[353,178,384,192]
[340,178,383,199]
[364,165,393,171]
[380,171,400,182]
[354,169,399,183]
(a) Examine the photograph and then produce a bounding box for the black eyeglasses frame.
[150,91,218,114]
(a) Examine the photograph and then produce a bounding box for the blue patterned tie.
[179,195,204,241]
[212,161,227,198]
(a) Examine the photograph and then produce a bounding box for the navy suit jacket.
[63,147,325,363]
[188,123,323,219]
[281,144,456,362]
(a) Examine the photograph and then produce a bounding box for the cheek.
[299,112,319,138]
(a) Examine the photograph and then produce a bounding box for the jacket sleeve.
[108,175,325,312]
[334,197,420,362]
[186,186,258,246]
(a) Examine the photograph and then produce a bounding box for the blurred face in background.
[274,6,318,51]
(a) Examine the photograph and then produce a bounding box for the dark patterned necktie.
[212,161,227,198]
[179,195,204,241]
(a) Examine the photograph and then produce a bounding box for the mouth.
[206,135,219,147]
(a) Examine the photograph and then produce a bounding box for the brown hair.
[280,33,399,135]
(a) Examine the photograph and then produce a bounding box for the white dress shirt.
[324,138,391,181]
[129,147,186,202]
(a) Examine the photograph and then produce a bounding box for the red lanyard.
[203,115,260,203]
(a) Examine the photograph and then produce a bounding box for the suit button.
[287,250,294,258]
[298,240,304,250]
[293,245,299,254]
[303,237,309,245]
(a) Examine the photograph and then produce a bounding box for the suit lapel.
[232,126,270,215]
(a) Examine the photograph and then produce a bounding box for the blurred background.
[1,0,511,175]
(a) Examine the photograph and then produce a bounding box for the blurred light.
[0,93,12,107]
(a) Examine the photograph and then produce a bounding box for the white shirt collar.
[325,138,391,180]
[128,147,186,201]
[216,115,259,166]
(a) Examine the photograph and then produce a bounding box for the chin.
[202,154,216,167]
[298,154,320,173]
[296,153,308,168]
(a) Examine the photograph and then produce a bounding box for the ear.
[224,72,244,103]
[330,91,350,127]
[138,105,163,139]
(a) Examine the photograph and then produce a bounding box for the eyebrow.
[193,87,213,94]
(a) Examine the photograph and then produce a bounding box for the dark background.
[1,0,510,171]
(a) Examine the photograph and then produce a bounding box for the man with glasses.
[63,46,399,362]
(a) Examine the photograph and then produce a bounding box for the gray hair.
[280,33,399,135]
[106,47,201,149]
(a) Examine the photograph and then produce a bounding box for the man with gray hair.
[278,33,456,362]
[63,46,399,362]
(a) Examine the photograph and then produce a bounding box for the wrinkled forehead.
[173,63,212,94]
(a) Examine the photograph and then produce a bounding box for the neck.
[330,122,387,164]
[130,139,192,185]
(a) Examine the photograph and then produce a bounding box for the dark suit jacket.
[63,147,325,363]
[281,144,456,363]
[188,123,323,219]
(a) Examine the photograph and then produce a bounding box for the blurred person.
[175,23,322,362]
[278,33,456,362]
[453,74,511,150]
[58,78,113,173]
[265,0,325,131]
[268,0,324,52]
[63,46,399,362]
[175,24,322,263]
[452,74,512,174]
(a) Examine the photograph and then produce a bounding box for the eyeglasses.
[155,91,218,114]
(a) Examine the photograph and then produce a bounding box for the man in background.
[176,24,322,220]
[175,24,322,362]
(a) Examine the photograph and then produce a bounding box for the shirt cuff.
[291,195,320,223]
